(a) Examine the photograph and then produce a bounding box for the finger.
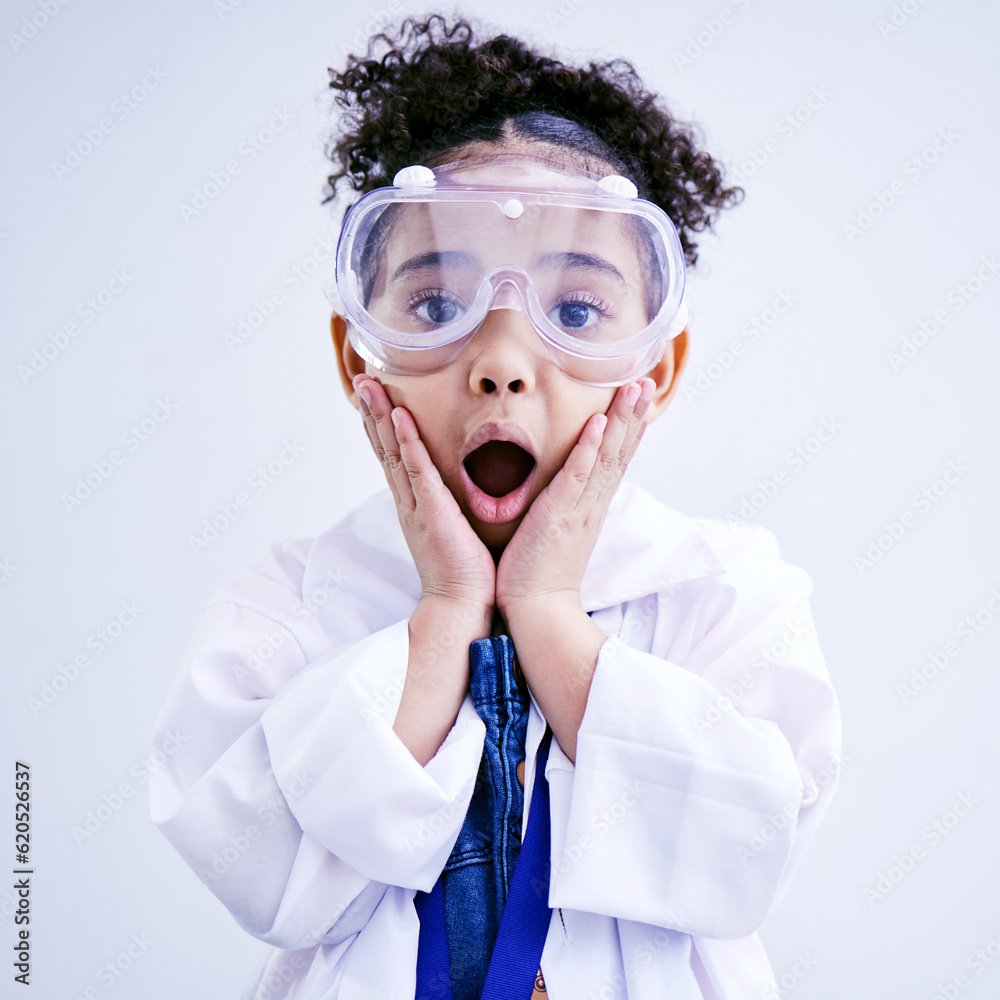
[601,378,653,474]
[542,412,607,509]
[583,380,650,507]
[353,376,383,456]
[355,386,385,463]
[390,405,453,511]
[355,377,414,509]
[592,383,639,482]
[617,378,655,467]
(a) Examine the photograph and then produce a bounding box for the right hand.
[353,375,496,620]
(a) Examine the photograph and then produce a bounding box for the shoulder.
[204,489,419,652]
[603,483,812,609]
[691,514,808,585]
[694,513,812,597]
[208,535,315,619]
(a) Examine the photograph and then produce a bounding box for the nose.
[466,306,544,396]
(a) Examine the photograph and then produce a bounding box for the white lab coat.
[148,481,841,999]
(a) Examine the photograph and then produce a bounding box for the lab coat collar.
[579,480,726,610]
[304,481,726,622]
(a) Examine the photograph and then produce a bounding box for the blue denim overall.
[440,634,532,1000]
[414,631,554,1000]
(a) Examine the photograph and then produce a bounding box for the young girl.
[149,15,841,999]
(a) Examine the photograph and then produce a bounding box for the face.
[364,305,620,551]
[334,146,683,553]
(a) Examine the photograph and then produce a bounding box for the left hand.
[495,378,654,619]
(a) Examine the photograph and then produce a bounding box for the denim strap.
[414,634,552,1000]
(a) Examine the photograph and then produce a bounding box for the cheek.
[546,389,616,459]
[567,389,617,424]
[387,389,458,468]
[373,376,427,417]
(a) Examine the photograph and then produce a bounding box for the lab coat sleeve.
[148,556,484,950]
[545,525,842,940]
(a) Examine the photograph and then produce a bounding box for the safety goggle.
[334,154,687,387]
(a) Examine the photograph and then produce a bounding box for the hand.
[496,378,654,620]
[353,375,496,620]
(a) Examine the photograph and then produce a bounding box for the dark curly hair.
[324,15,742,267]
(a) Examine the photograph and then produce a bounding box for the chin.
[472,515,521,554]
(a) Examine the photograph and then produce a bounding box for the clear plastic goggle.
[334,154,687,387]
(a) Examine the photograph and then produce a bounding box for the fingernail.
[625,383,640,405]
[390,409,400,427]
[640,379,654,401]
[358,384,371,406]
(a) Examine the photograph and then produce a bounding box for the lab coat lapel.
[301,482,727,647]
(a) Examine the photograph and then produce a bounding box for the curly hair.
[325,14,742,267]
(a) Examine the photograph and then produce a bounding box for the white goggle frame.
[334,155,687,387]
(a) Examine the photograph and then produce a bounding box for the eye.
[410,289,465,326]
[546,294,607,332]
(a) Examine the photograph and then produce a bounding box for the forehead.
[425,137,623,182]
[390,197,627,246]
[382,200,645,274]
[432,154,604,190]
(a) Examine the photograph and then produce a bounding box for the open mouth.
[463,440,536,498]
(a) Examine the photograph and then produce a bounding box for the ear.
[642,327,689,423]
[331,312,367,408]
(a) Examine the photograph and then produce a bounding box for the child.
[149,14,841,1000]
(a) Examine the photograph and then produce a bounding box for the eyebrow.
[535,251,626,284]
[391,250,479,281]
[390,249,627,285]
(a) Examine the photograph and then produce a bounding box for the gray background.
[3,0,999,997]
